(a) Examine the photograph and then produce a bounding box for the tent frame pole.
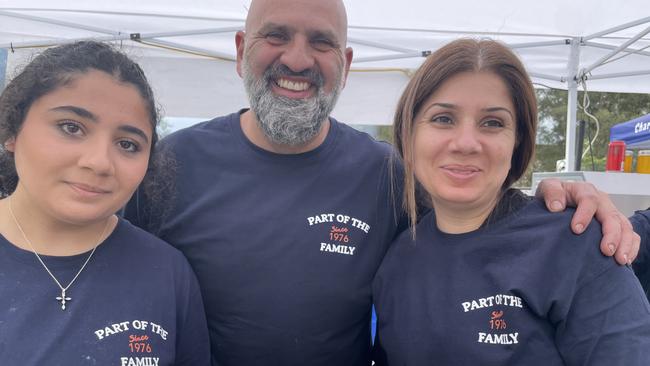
[0,48,7,91]
[583,24,650,76]
[565,37,581,172]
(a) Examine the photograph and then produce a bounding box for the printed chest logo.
[307,213,370,256]
[461,294,523,345]
[93,319,169,365]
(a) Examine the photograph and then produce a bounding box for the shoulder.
[508,199,602,247]
[330,118,394,157]
[379,212,432,267]
[510,200,614,283]
[162,112,239,148]
[508,199,598,234]
[113,218,192,267]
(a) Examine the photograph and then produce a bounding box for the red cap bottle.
[605,141,626,172]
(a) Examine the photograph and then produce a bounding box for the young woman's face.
[6,70,153,225]
[412,71,517,214]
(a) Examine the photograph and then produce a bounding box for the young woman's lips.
[68,182,111,197]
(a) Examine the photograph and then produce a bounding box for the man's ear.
[340,47,353,89]
[235,31,246,78]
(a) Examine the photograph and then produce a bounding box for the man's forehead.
[246,0,348,38]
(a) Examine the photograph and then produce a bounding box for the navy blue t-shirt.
[0,218,210,365]
[632,209,650,299]
[373,199,650,365]
[125,111,405,365]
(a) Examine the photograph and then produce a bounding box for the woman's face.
[412,71,517,214]
[6,69,153,225]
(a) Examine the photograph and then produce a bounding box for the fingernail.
[608,244,616,255]
[574,223,584,233]
[551,201,563,211]
[625,254,632,266]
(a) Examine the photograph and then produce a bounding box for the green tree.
[518,89,650,187]
[376,125,394,144]
[157,118,173,139]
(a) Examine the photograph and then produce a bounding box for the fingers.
[536,178,567,212]
[613,213,640,265]
[536,178,639,266]
[597,210,639,265]
[598,210,623,260]
[568,185,600,234]
[540,179,599,233]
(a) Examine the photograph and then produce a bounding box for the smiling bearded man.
[123,0,645,365]
[242,59,344,146]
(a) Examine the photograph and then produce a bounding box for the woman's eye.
[118,140,140,153]
[58,121,83,136]
[482,119,505,128]
[431,115,453,125]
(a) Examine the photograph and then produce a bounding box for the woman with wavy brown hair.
[373,39,650,365]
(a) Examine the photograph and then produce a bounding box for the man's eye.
[312,38,335,50]
[266,32,288,43]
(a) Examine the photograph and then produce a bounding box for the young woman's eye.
[118,140,140,153]
[57,121,84,136]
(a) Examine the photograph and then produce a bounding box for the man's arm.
[536,178,640,265]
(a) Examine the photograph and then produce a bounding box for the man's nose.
[279,36,316,73]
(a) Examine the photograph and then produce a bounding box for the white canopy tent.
[1,1,649,171]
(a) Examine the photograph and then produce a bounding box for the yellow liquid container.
[637,150,650,174]
[624,150,633,172]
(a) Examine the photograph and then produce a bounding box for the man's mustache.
[264,64,324,88]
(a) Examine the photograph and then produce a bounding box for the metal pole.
[565,37,581,172]
[0,48,7,92]
[582,24,650,76]
[576,120,586,171]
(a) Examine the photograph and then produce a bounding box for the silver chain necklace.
[8,198,110,310]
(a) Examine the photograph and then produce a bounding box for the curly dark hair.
[0,41,173,205]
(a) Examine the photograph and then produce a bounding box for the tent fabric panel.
[610,113,650,149]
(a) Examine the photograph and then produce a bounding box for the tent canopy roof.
[1,1,649,125]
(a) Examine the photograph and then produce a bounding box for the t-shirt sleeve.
[631,210,650,279]
[123,185,150,230]
[173,256,211,366]
[123,139,177,236]
[555,232,650,365]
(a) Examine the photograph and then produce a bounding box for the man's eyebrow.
[307,29,339,45]
[50,105,97,121]
[257,23,291,35]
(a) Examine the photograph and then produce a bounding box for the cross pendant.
[56,289,71,310]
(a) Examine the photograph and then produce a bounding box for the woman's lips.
[67,182,111,197]
[441,165,481,179]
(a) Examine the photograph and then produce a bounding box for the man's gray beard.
[242,61,342,147]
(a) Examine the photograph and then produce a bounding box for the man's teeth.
[277,79,310,91]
